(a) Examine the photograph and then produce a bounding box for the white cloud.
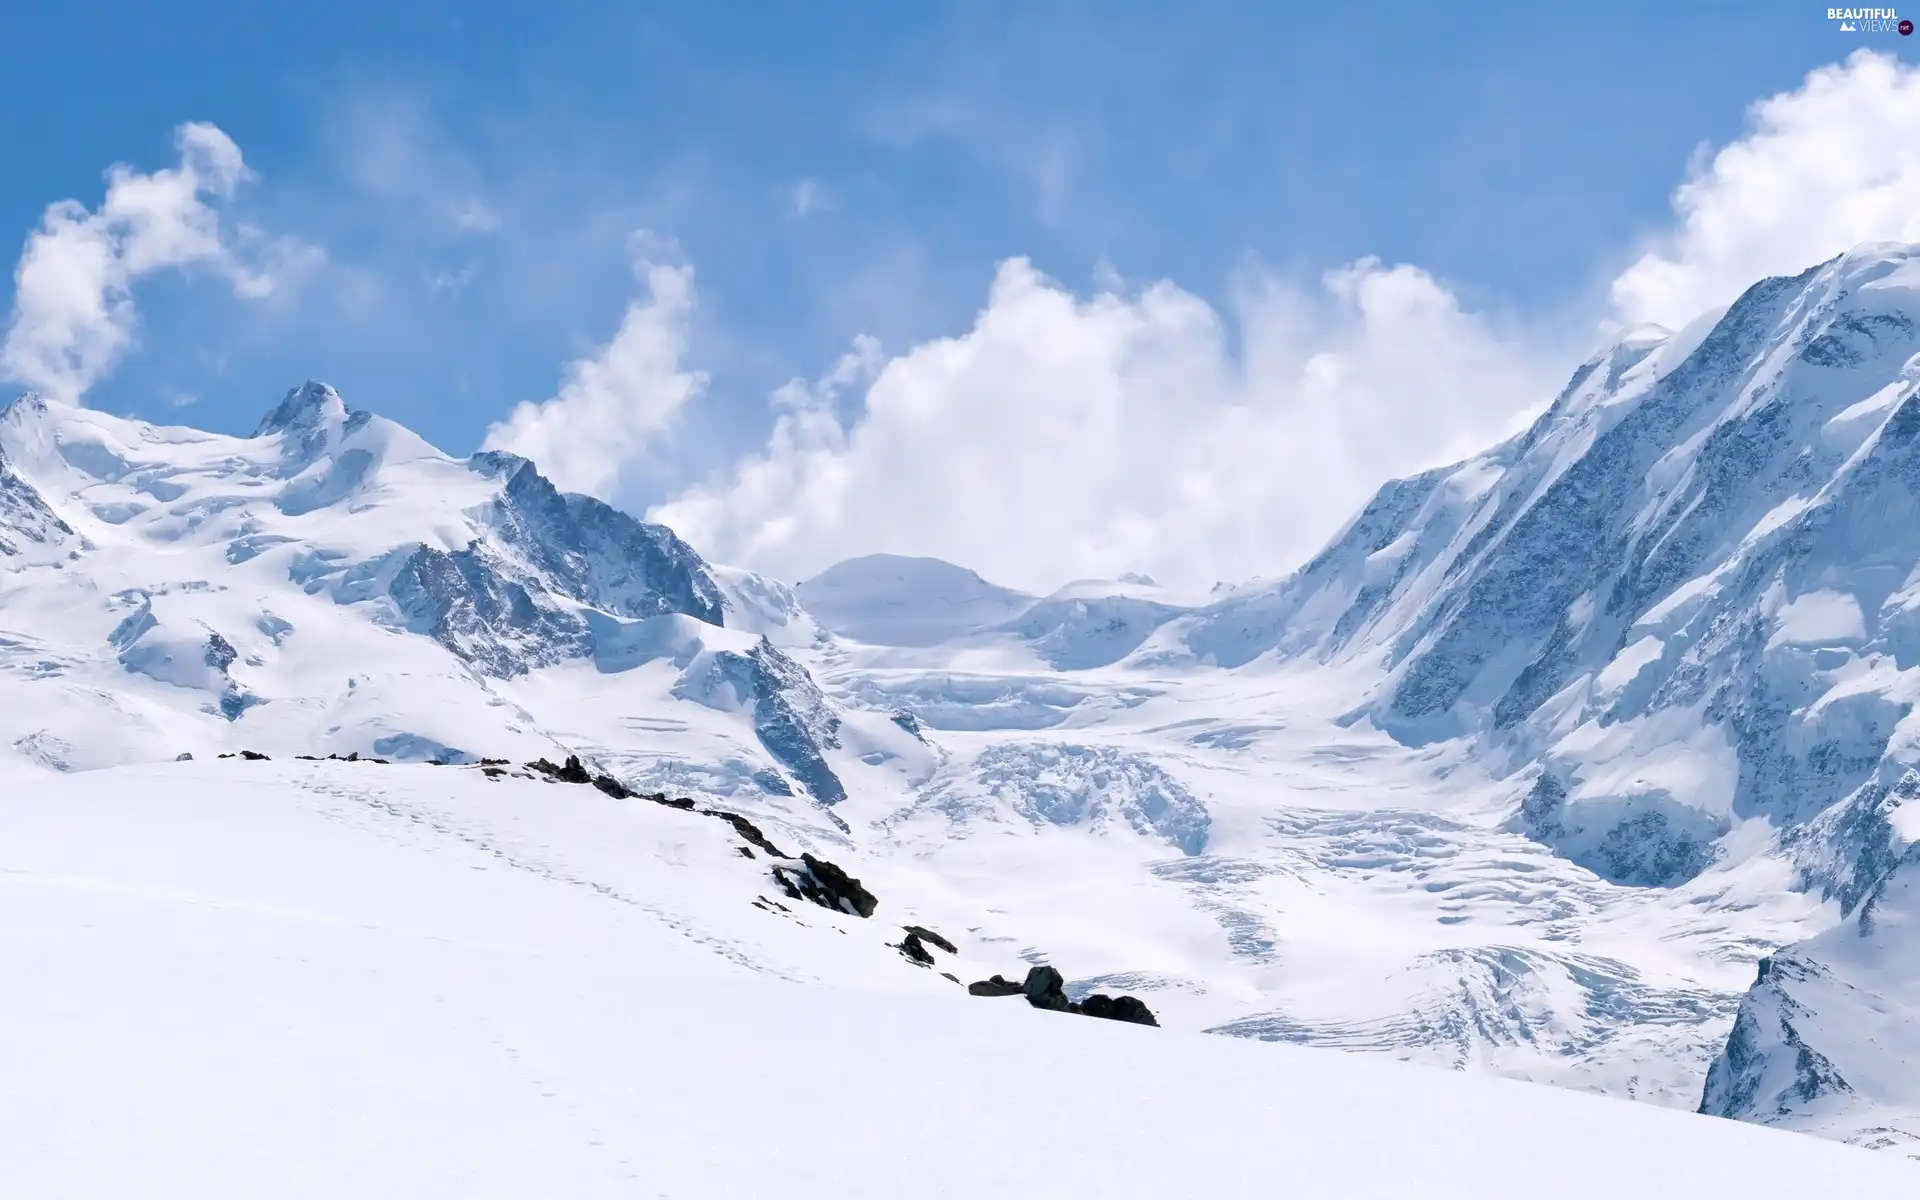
[785,179,834,219]
[1,122,308,403]
[1613,50,1920,328]
[330,93,501,240]
[450,200,502,233]
[652,257,1556,593]
[480,232,706,498]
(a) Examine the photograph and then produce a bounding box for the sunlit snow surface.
[3,761,1914,1198]
[9,243,1920,1167]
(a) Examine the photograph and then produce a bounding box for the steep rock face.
[381,452,727,679]
[0,382,852,806]
[0,398,82,564]
[470,451,725,626]
[1701,836,1920,1151]
[386,541,592,676]
[1185,247,1920,887]
[674,638,848,807]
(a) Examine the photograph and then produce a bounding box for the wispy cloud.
[866,96,1085,228]
[1,122,316,404]
[480,231,706,498]
[784,178,835,219]
[330,92,502,241]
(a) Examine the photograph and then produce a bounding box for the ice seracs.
[10,242,1920,1159]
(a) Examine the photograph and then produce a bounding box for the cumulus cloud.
[1613,50,1920,328]
[652,257,1556,593]
[0,122,306,403]
[481,233,706,498]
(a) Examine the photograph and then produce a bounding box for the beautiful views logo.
[1827,7,1914,32]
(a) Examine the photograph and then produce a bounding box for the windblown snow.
[7,244,1920,1187]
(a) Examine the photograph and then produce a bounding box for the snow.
[12,241,1920,1170]
[4,760,1914,1198]
[1770,588,1868,649]
[795,554,1033,646]
[1593,633,1664,697]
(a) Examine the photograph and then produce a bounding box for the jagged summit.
[1,390,54,418]
[0,381,875,812]
[252,380,353,438]
[7,247,1920,1155]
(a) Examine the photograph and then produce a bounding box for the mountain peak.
[253,381,350,438]
[1,391,58,422]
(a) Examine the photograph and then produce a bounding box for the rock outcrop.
[772,854,878,918]
[517,753,878,920]
[970,964,1158,1027]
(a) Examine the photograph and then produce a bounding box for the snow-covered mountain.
[796,553,1034,646]
[0,382,918,824]
[1701,826,1920,1152]
[11,758,1912,1197]
[8,243,1920,1164]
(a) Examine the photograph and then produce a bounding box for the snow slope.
[1702,807,1920,1151]
[4,759,1913,1198]
[796,553,1035,646]
[0,383,887,815]
[9,242,1920,1159]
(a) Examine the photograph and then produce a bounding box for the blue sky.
[5,1,1919,588]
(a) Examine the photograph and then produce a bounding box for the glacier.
[6,244,1920,1166]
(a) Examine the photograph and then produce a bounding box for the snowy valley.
[8,244,1920,1189]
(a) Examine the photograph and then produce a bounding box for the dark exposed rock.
[737,846,755,859]
[175,752,194,761]
[383,453,726,680]
[969,964,1158,1026]
[772,853,877,918]
[804,854,876,917]
[898,932,936,966]
[0,431,80,559]
[890,711,924,737]
[1023,965,1072,1011]
[677,640,848,808]
[903,925,957,954]
[480,757,509,766]
[702,810,789,858]
[1078,994,1158,1027]
[469,451,727,625]
[388,541,591,677]
[476,748,882,924]
[239,750,270,761]
[204,632,237,671]
[591,773,632,798]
